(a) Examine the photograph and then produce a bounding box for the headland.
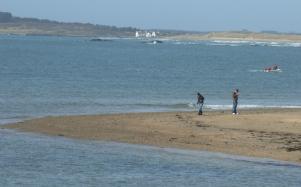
[1,11,301,43]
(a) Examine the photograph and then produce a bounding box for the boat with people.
[264,65,281,72]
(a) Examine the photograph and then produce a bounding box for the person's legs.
[198,103,203,115]
[232,101,237,114]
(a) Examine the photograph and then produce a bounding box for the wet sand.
[4,109,301,163]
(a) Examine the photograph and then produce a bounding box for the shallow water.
[1,129,301,187]
[1,35,301,123]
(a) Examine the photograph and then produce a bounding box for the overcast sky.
[1,0,301,32]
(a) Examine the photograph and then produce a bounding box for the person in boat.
[197,93,205,115]
[272,65,278,70]
[264,65,279,72]
[264,66,272,72]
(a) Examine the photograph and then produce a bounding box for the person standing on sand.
[197,92,205,115]
[232,89,239,114]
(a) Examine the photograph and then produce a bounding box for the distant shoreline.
[2,32,301,44]
[2,11,301,42]
[166,32,301,43]
[5,108,301,164]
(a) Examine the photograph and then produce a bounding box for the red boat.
[264,65,281,72]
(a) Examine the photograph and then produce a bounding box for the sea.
[1,35,301,186]
[1,36,301,123]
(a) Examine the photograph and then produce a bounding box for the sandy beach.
[167,32,301,42]
[4,109,301,163]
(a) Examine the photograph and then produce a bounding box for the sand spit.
[4,109,301,163]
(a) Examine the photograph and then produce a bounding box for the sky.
[1,0,301,33]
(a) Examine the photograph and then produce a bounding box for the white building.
[145,32,152,38]
[135,31,157,38]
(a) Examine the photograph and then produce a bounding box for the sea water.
[1,35,301,186]
[1,129,301,187]
[1,35,301,123]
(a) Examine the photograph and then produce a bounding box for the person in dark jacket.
[232,89,240,114]
[197,93,205,115]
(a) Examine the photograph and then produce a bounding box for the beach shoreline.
[165,32,301,43]
[4,108,301,163]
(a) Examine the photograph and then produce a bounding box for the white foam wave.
[205,105,232,110]
[289,43,301,47]
[169,39,301,48]
[248,69,264,73]
[248,69,282,73]
[209,43,240,47]
[205,105,301,110]
[172,41,201,45]
[131,103,301,110]
[207,40,301,48]
[212,40,250,44]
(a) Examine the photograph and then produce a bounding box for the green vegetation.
[0,12,137,37]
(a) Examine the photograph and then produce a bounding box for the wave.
[124,103,195,109]
[2,99,299,111]
[105,103,301,110]
[212,40,251,44]
[205,104,301,110]
[248,69,264,73]
[168,39,301,48]
[207,40,301,48]
[171,41,202,45]
[133,103,301,110]
[248,69,282,73]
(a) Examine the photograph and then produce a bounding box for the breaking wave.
[208,40,301,48]
[168,40,301,48]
